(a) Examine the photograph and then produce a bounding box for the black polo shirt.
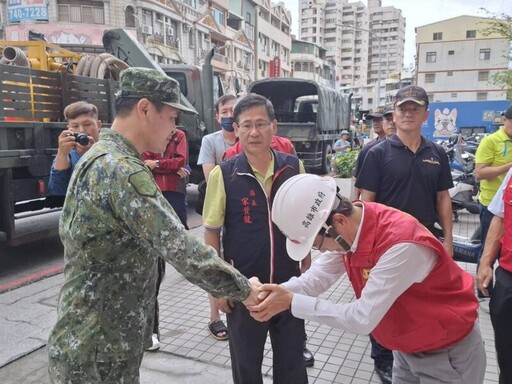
[355,134,453,226]
[354,137,385,178]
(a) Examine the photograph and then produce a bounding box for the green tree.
[479,9,512,99]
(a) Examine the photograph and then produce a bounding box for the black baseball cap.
[502,105,512,119]
[394,85,429,107]
[367,105,387,119]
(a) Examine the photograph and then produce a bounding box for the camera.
[69,132,90,146]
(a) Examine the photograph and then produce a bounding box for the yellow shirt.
[203,153,304,228]
[475,127,512,206]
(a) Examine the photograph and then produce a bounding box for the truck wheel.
[320,143,332,175]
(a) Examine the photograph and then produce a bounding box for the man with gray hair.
[203,93,308,383]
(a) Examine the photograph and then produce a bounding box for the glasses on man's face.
[312,223,334,251]
[237,120,272,132]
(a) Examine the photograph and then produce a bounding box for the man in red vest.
[249,174,486,383]
[477,165,512,384]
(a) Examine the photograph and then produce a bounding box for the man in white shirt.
[248,174,486,383]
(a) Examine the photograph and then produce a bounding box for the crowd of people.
[46,68,512,384]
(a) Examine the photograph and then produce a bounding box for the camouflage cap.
[118,67,196,114]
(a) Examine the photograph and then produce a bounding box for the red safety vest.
[345,202,478,353]
[500,177,512,272]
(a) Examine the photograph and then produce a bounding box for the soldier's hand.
[247,284,293,322]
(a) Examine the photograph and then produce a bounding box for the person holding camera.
[48,101,101,196]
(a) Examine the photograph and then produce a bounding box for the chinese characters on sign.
[8,0,49,23]
[269,56,281,78]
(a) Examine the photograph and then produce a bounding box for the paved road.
[0,202,499,383]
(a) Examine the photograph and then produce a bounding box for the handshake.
[237,277,293,322]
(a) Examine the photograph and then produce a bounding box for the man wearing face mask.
[197,94,237,341]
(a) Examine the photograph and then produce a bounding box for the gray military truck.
[247,78,352,174]
[0,29,221,246]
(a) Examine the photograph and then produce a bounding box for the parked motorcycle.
[449,170,479,222]
[441,225,481,264]
[437,222,481,264]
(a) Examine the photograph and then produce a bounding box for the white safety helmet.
[272,174,338,261]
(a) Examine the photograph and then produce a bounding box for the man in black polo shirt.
[355,85,454,384]
[354,106,387,180]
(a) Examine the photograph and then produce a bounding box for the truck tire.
[320,143,332,175]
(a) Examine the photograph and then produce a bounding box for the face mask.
[220,117,234,132]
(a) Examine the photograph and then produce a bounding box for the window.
[425,73,436,83]
[125,5,136,28]
[478,71,489,81]
[426,52,437,63]
[58,0,104,24]
[212,7,224,25]
[479,48,491,60]
[448,50,454,55]
[183,0,197,7]
[466,30,476,38]
[447,71,453,77]
[477,92,488,101]
[433,32,443,40]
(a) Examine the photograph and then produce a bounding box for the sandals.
[208,320,229,341]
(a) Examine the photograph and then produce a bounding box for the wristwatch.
[155,160,161,168]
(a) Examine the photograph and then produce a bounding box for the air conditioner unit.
[141,25,153,35]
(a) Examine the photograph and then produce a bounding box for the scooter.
[452,225,481,264]
[449,170,479,222]
[439,224,481,264]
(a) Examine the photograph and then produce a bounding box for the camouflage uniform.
[48,68,251,383]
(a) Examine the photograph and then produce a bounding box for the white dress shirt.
[488,167,512,218]
[282,206,438,335]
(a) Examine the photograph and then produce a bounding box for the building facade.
[415,15,509,102]
[298,0,405,111]
[290,39,334,86]
[0,0,293,94]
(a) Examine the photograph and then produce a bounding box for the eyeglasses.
[237,121,272,132]
[312,223,334,251]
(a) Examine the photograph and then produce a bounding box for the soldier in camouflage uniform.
[47,67,257,384]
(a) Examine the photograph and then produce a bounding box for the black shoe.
[303,346,314,367]
[374,363,392,384]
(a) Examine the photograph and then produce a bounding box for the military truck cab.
[248,78,351,174]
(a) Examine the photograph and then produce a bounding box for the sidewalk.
[0,210,499,383]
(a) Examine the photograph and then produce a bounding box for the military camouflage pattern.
[117,67,196,114]
[48,355,142,383]
[47,128,250,365]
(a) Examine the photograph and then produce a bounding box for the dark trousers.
[152,191,188,336]
[490,266,512,384]
[226,301,308,384]
[477,203,498,298]
[370,334,393,368]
